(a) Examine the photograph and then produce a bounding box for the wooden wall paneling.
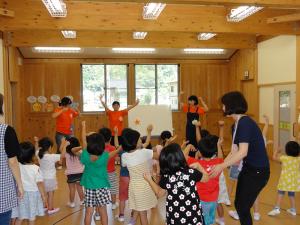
[296,36,300,139]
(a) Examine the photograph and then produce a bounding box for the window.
[135,64,179,110]
[82,64,127,112]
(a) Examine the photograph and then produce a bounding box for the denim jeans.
[55,132,73,153]
[0,210,12,225]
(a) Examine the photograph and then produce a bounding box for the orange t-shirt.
[107,109,128,136]
[182,104,205,115]
[55,108,79,135]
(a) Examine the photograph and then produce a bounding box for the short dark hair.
[221,91,248,116]
[188,95,198,105]
[99,127,112,143]
[18,142,35,164]
[160,130,172,145]
[0,93,3,115]
[59,97,72,107]
[66,137,80,158]
[86,133,105,156]
[121,128,141,152]
[198,135,218,158]
[200,129,210,138]
[38,137,54,159]
[112,101,120,106]
[285,141,300,157]
[159,143,189,175]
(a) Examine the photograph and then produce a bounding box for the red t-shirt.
[107,109,128,136]
[55,107,79,135]
[187,157,223,202]
[105,144,116,173]
[182,104,205,115]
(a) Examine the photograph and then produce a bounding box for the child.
[268,141,300,217]
[11,142,47,225]
[60,137,84,208]
[180,92,208,154]
[99,127,119,210]
[153,131,177,176]
[121,126,157,225]
[80,121,120,225]
[186,135,224,225]
[35,137,61,215]
[144,143,208,225]
[99,95,139,140]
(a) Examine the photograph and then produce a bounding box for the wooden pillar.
[296,36,300,140]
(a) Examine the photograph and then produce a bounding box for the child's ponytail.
[38,137,54,159]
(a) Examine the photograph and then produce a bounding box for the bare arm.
[109,146,122,159]
[99,95,109,111]
[144,173,166,198]
[198,97,209,112]
[182,144,194,160]
[114,127,119,148]
[52,107,67,118]
[81,121,87,149]
[217,121,225,158]
[142,124,153,149]
[37,182,47,208]
[272,146,282,162]
[189,162,209,182]
[8,157,24,198]
[126,99,140,111]
[262,114,269,137]
[195,121,202,143]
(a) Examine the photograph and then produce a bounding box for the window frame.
[134,64,180,110]
[80,63,129,113]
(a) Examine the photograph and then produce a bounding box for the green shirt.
[80,150,110,189]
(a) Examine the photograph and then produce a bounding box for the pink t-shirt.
[64,152,84,175]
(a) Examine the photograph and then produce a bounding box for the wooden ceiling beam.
[267,13,300,23]
[1,1,299,35]
[72,0,300,8]
[9,30,257,49]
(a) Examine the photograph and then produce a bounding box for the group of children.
[8,95,300,225]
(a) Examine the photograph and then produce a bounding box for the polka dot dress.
[277,155,300,192]
[159,168,205,225]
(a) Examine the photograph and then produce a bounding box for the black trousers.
[235,164,270,225]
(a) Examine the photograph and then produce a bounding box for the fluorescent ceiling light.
[61,30,76,38]
[197,33,217,41]
[33,47,82,53]
[133,32,148,39]
[112,48,156,53]
[227,6,263,22]
[42,0,67,17]
[183,48,225,54]
[143,3,166,20]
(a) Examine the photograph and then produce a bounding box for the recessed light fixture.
[42,0,67,17]
[197,33,217,41]
[133,32,148,39]
[112,48,156,53]
[183,48,225,54]
[143,3,166,20]
[61,30,76,39]
[33,47,82,53]
[227,6,263,22]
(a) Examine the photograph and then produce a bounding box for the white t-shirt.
[122,148,153,168]
[38,153,61,179]
[19,163,43,192]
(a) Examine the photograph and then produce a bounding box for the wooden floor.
[33,161,299,225]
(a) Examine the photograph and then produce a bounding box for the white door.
[274,84,296,148]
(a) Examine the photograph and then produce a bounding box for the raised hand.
[147,124,153,133]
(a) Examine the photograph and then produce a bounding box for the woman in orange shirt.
[180,94,209,155]
[99,95,139,142]
[52,97,79,152]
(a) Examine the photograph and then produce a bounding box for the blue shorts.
[200,201,217,225]
[278,190,295,197]
[229,165,240,180]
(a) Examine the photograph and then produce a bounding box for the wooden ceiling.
[1,0,300,50]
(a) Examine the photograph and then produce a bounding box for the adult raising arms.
[52,97,79,152]
[210,91,270,225]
